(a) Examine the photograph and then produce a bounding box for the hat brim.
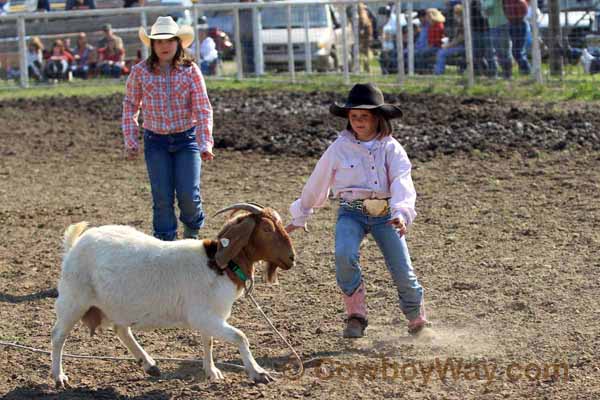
[138,25,195,49]
[329,103,403,119]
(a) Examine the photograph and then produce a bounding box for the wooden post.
[548,0,563,76]
[352,4,359,73]
[303,6,312,73]
[530,0,543,83]
[287,4,296,82]
[395,0,405,84]
[462,0,474,87]
[234,8,243,80]
[18,17,29,88]
[407,2,414,76]
[141,11,148,61]
[341,6,350,84]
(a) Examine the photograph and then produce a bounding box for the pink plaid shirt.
[122,61,213,153]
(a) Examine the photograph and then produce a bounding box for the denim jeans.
[143,128,205,241]
[509,20,531,74]
[489,23,513,79]
[414,47,440,74]
[334,206,424,320]
[434,45,465,75]
[472,30,497,77]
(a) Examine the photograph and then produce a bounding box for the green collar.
[227,260,248,282]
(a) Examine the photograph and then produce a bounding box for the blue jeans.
[472,30,497,77]
[100,63,122,78]
[434,45,465,75]
[334,206,424,320]
[509,20,531,74]
[414,47,440,74]
[489,23,513,79]
[143,128,205,241]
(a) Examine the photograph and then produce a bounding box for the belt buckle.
[363,199,389,217]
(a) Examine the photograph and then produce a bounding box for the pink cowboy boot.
[342,282,368,338]
[407,301,431,336]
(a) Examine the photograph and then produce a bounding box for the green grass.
[0,66,598,101]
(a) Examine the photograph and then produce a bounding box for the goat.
[50,203,296,387]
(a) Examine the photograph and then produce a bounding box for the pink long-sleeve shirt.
[122,61,213,153]
[290,130,417,227]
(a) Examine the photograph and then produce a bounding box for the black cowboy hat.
[329,83,403,119]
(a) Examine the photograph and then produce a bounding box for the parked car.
[260,2,354,72]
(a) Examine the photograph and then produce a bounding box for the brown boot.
[343,315,368,338]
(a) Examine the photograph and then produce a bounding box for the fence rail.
[1,0,599,89]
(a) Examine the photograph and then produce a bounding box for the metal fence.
[0,0,599,88]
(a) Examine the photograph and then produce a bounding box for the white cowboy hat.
[138,16,195,49]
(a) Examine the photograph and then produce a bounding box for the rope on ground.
[247,292,304,379]
[0,340,245,371]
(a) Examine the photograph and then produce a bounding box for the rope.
[0,340,245,370]
[0,286,303,378]
[246,292,304,379]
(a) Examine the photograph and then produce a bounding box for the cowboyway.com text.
[286,357,569,384]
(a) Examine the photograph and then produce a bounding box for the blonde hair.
[29,36,44,51]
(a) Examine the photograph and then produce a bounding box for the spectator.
[358,2,374,73]
[195,23,219,75]
[0,0,10,16]
[414,8,445,74]
[65,0,96,10]
[44,40,74,81]
[239,0,255,74]
[98,23,124,50]
[504,0,531,75]
[37,0,50,11]
[27,36,44,81]
[442,0,461,40]
[70,32,96,79]
[482,0,512,79]
[98,38,125,78]
[434,4,465,75]
[470,0,496,76]
[410,10,430,70]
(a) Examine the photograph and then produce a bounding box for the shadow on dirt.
[0,288,58,304]
[3,384,171,399]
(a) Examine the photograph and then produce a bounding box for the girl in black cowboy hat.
[286,83,430,338]
[122,16,214,241]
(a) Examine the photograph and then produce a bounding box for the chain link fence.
[0,0,598,88]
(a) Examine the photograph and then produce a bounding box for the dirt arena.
[0,90,599,399]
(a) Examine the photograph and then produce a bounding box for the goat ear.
[265,262,279,284]
[215,217,256,268]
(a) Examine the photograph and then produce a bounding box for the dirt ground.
[0,91,599,400]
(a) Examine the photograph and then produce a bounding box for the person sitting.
[27,36,44,81]
[97,38,125,78]
[196,23,219,75]
[414,8,445,74]
[434,4,465,75]
[70,32,96,79]
[98,24,124,50]
[44,39,74,81]
[36,0,50,11]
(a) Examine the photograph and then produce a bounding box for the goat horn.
[213,203,264,217]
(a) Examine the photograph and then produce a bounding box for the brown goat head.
[214,203,295,283]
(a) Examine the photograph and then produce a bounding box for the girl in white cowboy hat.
[122,16,214,241]
[285,83,431,339]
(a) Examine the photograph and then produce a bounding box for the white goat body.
[51,213,295,388]
[60,224,237,330]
